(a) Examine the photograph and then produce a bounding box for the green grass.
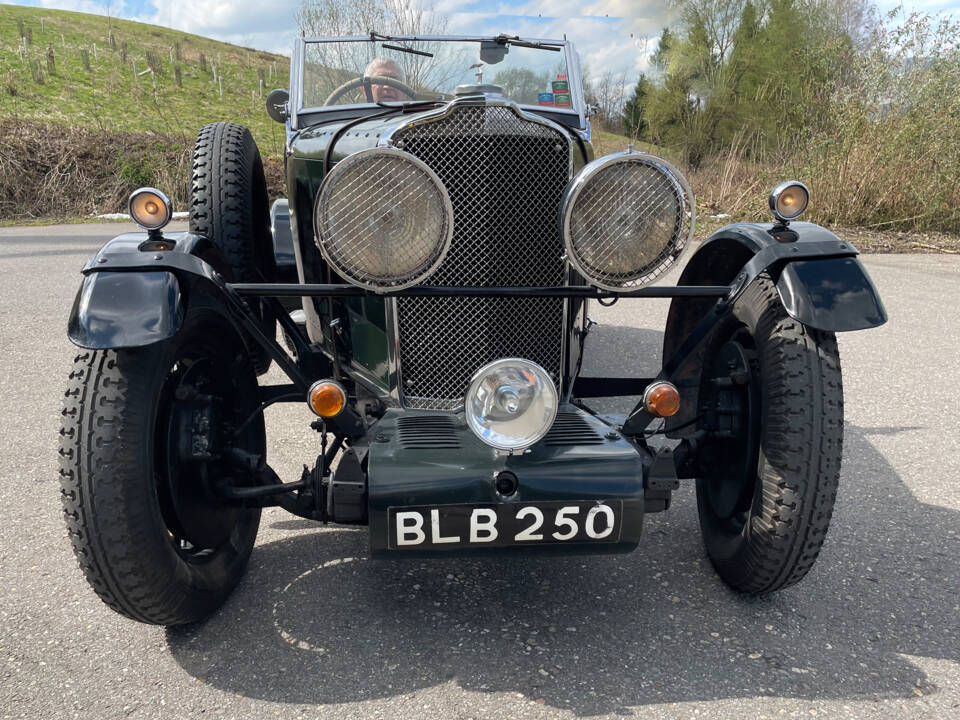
[0,4,289,158]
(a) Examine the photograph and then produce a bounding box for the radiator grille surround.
[390,103,571,410]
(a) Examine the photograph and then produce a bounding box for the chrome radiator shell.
[385,99,573,409]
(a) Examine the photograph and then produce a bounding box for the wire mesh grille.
[566,156,694,290]
[392,105,570,409]
[315,150,452,290]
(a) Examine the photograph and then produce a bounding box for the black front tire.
[696,275,843,593]
[58,304,263,625]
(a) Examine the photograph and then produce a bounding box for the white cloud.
[143,0,300,53]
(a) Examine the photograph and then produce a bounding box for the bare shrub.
[0,121,284,221]
[145,49,164,75]
[692,11,960,232]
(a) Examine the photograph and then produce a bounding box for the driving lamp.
[308,380,347,418]
[561,151,695,292]
[769,181,810,223]
[129,188,172,232]
[314,148,453,292]
[465,358,558,452]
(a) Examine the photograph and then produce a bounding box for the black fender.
[67,231,235,350]
[662,221,886,436]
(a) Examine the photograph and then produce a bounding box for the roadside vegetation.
[1,1,957,248]
[0,4,288,221]
[594,0,960,234]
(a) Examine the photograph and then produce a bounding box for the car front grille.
[391,103,571,409]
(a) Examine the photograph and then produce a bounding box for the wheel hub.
[701,339,760,520]
[160,355,246,550]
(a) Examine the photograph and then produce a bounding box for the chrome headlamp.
[314,148,453,292]
[465,358,558,452]
[561,152,695,292]
[129,187,172,232]
[769,181,809,223]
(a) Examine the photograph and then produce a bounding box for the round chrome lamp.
[465,358,558,452]
[314,148,453,292]
[769,181,809,224]
[561,152,695,291]
[129,187,172,232]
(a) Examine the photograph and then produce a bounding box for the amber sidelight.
[307,380,347,418]
[644,382,681,418]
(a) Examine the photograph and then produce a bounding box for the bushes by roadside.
[0,120,283,221]
[636,6,960,233]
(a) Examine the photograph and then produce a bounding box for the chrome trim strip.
[565,41,586,129]
[290,37,303,130]
[386,297,404,404]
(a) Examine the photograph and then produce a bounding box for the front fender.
[66,231,232,350]
[68,270,183,348]
[777,256,886,331]
[662,221,886,437]
[664,222,886,354]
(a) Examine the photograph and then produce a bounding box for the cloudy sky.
[10,0,960,80]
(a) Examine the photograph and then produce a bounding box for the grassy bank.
[0,5,289,158]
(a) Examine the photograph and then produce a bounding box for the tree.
[650,28,674,75]
[622,73,652,139]
[493,68,548,105]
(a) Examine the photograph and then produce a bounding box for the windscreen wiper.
[492,34,562,52]
[370,31,434,57]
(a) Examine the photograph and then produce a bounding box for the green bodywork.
[366,406,647,556]
[284,105,595,393]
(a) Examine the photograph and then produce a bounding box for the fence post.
[175,64,182,88]
[219,75,223,99]
[46,46,55,75]
[81,48,90,71]
[93,43,97,61]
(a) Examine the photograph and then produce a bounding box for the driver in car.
[364,57,407,102]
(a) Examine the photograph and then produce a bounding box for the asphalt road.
[1,222,958,720]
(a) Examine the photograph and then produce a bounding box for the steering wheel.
[324,75,418,105]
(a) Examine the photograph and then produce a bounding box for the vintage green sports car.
[61,34,886,625]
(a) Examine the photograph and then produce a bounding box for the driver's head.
[364,57,406,102]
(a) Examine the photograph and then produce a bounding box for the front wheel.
[58,303,264,625]
[695,275,843,593]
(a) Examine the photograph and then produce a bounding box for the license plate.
[387,500,623,550]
